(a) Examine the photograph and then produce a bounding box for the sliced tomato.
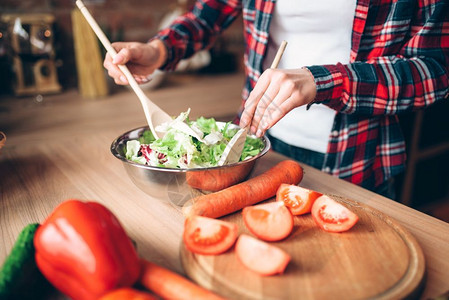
[235,234,291,276]
[242,201,293,241]
[276,184,322,215]
[311,195,359,233]
[183,215,238,255]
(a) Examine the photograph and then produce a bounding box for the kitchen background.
[0,0,244,94]
[0,0,448,221]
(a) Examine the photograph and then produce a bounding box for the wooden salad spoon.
[76,0,172,139]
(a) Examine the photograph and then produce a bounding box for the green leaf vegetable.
[125,110,264,168]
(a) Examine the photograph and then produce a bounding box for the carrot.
[183,160,304,218]
[186,162,253,192]
[138,259,225,300]
[99,287,156,300]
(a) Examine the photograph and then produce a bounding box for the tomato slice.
[183,216,238,255]
[242,201,293,241]
[276,184,322,215]
[235,234,291,276]
[311,195,359,233]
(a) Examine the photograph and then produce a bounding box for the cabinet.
[1,13,61,95]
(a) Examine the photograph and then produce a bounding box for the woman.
[103,0,449,199]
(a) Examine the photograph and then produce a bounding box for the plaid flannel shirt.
[155,0,449,190]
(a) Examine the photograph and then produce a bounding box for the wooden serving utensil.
[217,40,287,166]
[217,126,248,166]
[75,0,172,139]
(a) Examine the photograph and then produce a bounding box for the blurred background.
[0,0,245,96]
[0,0,448,221]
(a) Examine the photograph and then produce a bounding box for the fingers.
[103,42,154,85]
[104,47,130,85]
[250,83,280,135]
[239,72,271,129]
[112,46,132,64]
[253,87,292,137]
[240,68,317,137]
[240,69,283,135]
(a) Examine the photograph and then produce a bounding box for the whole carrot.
[99,287,156,300]
[138,259,225,300]
[183,160,304,218]
[186,162,253,192]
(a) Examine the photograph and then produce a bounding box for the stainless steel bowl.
[110,124,270,206]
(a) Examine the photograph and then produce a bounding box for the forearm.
[308,56,449,115]
[147,39,168,70]
[153,0,241,71]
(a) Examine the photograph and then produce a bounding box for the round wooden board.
[180,196,426,300]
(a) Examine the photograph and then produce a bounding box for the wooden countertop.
[1,73,448,299]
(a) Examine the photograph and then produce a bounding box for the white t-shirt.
[263,0,356,153]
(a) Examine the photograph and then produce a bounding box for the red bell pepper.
[34,199,141,300]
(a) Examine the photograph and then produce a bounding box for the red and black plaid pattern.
[155,0,449,190]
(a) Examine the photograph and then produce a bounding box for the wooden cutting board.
[180,196,426,300]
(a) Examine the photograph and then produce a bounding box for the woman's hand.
[239,68,317,137]
[103,39,167,85]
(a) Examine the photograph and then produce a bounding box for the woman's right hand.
[103,39,167,85]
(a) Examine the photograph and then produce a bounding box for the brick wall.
[0,0,244,91]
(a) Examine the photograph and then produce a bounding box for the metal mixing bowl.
[110,124,270,206]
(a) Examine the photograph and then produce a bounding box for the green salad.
[125,109,264,169]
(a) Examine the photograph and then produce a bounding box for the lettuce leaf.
[126,110,264,168]
[125,140,147,165]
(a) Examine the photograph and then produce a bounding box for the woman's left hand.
[239,68,317,137]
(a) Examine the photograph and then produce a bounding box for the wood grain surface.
[1,73,448,299]
[181,196,425,300]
